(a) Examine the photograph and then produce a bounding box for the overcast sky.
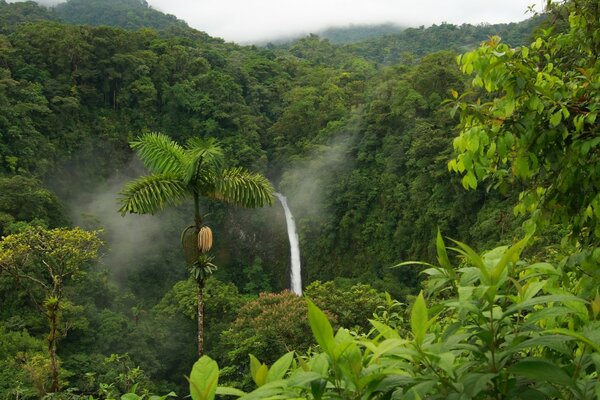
[146,0,543,43]
[23,0,544,44]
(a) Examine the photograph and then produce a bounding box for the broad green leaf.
[550,110,562,127]
[238,380,287,400]
[369,338,409,362]
[508,359,573,387]
[506,335,574,355]
[266,351,294,382]
[545,329,600,353]
[215,387,246,397]
[370,319,400,339]
[121,394,141,400]
[249,354,261,383]
[411,291,428,346]
[188,356,219,400]
[285,371,323,388]
[254,364,268,387]
[503,295,585,316]
[308,353,329,376]
[461,373,496,397]
[307,298,335,356]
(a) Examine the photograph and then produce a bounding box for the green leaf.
[462,173,477,190]
[255,365,268,387]
[188,356,219,400]
[121,394,141,400]
[508,359,573,387]
[545,328,600,353]
[436,228,453,273]
[503,295,585,316]
[370,319,400,339]
[307,298,335,356]
[266,351,294,382]
[450,239,489,284]
[238,381,287,400]
[248,355,269,387]
[411,291,428,346]
[550,110,562,127]
[490,235,530,284]
[286,371,323,388]
[461,373,496,397]
[216,387,246,397]
[249,354,261,383]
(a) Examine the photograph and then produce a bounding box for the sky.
[145,0,544,43]
[25,0,544,44]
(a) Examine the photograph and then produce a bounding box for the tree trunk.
[197,279,205,357]
[48,307,59,392]
[193,192,205,357]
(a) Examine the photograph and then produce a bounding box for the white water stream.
[275,193,302,295]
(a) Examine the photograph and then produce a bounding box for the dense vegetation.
[2,0,598,398]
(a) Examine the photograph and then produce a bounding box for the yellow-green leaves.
[410,291,428,346]
[249,352,295,387]
[189,356,219,400]
[307,298,335,357]
[592,292,600,320]
[249,354,269,387]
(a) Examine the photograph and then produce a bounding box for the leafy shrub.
[189,232,600,399]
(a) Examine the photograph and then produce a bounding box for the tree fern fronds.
[183,137,225,184]
[131,132,186,175]
[118,173,187,215]
[212,167,274,208]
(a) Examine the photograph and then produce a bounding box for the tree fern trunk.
[197,279,205,357]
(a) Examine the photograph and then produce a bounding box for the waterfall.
[275,193,302,295]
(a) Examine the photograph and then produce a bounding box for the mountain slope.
[53,0,189,32]
[344,16,544,64]
[0,0,56,34]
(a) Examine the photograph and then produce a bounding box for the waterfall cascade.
[275,193,302,295]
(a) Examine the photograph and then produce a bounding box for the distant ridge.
[53,0,189,32]
[317,23,404,44]
[342,16,545,64]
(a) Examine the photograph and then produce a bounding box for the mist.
[278,117,360,222]
[68,159,185,281]
[8,0,543,44]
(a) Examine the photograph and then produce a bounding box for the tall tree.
[0,227,102,393]
[118,132,274,356]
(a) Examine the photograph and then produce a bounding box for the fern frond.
[131,133,186,175]
[118,173,188,215]
[210,167,274,208]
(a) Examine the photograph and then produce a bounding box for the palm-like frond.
[131,132,186,175]
[118,173,188,215]
[182,137,225,185]
[211,167,274,208]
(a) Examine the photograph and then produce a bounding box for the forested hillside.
[2,0,598,398]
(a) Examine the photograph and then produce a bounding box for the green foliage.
[449,0,600,241]
[221,291,316,386]
[304,280,387,331]
[191,234,600,399]
[54,0,191,33]
[341,17,544,64]
[0,0,555,395]
[0,175,68,235]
